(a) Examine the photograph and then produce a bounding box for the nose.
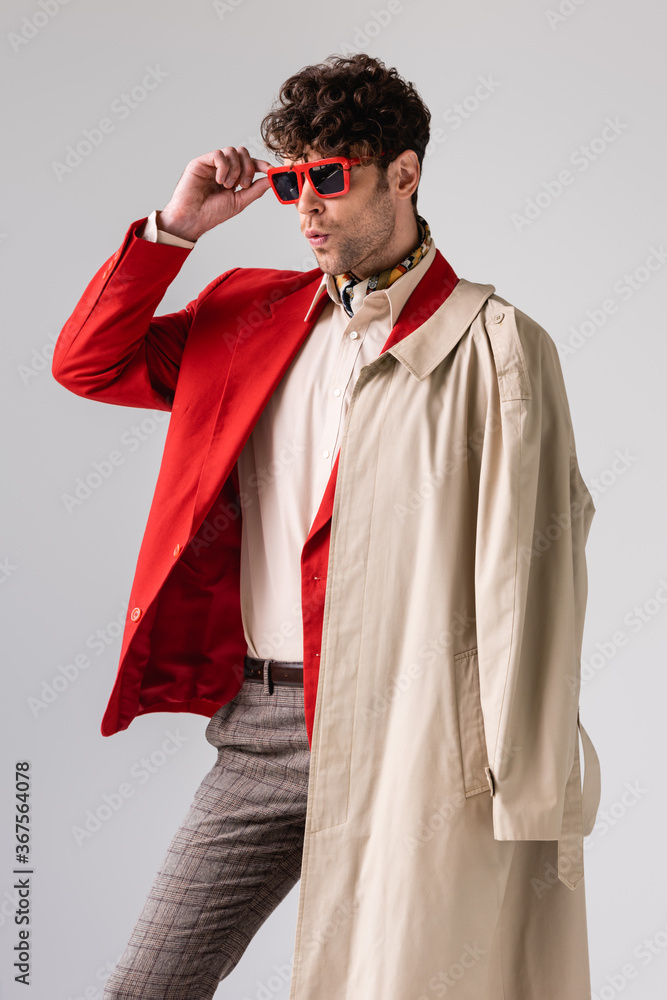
[295,172,323,215]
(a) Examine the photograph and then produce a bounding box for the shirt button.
[333,388,341,396]
[130,607,142,622]
[349,330,359,340]
[322,449,330,459]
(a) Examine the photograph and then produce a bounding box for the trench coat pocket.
[453,647,490,797]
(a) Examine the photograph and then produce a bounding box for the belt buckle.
[264,659,274,695]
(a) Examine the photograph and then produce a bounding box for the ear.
[391,149,420,201]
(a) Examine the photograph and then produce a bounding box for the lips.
[306,231,330,246]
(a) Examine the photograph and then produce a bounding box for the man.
[53,53,601,1000]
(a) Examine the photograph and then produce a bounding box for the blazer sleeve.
[51,216,238,410]
[474,299,597,842]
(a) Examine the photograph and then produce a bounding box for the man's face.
[288,144,397,278]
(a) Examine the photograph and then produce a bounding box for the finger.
[236,146,256,188]
[201,150,231,186]
[211,149,228,184]
[251,157,276,176]
[219,146,242,187]
[235,174,271,208]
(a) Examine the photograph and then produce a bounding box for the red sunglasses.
[267,152,391,204]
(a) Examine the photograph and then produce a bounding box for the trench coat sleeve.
[51,216,238,410]
[474,301,597,845]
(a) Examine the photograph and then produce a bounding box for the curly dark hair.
[259,53,431,213]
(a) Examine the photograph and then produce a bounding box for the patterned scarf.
[333,214,432,318]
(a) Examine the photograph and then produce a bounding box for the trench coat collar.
[300,240,496,383]
[387,275,497,380]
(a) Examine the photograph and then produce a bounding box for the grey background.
[2,0,666,997]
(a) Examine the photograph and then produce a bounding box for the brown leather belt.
[243,654,303,691]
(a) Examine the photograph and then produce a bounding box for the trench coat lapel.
[306,249,465,544]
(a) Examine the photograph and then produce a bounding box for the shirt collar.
[303,235,437,327]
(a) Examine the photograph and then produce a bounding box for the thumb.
[235,175,272,211]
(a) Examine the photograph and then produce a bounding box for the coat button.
[130,607,142,622]
[173,543,181,557]
[493,312,504,323]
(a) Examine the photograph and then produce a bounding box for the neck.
[350,214,421,281]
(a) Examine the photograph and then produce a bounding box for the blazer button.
[173,543,181,557]
[130,607,142,622]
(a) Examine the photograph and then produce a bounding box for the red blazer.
[52,217,459,744]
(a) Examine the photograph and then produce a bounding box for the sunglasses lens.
[272,170,300,202]
[309,162,345,195]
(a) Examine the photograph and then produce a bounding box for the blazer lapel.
[190,268,329,530]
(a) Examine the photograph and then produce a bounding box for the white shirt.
[139,210,436,661]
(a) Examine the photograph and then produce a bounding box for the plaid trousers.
[102,664,310,999]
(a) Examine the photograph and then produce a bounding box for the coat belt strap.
[557,711,601,889]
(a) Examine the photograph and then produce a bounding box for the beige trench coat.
[289,279,601,1000]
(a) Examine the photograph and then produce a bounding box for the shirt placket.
[311,306,368,506]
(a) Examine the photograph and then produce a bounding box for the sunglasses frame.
[267,152,389,204]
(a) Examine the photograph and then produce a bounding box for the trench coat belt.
[243,654,304,690]
[556,711,602,890]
